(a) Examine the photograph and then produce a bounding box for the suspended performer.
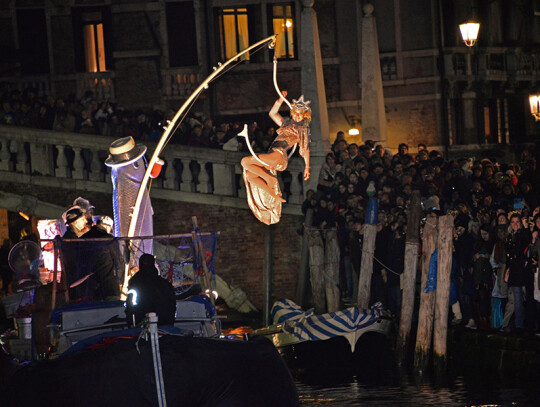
[241,91,311,225]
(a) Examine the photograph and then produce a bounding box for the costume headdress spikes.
[291,95,311,114]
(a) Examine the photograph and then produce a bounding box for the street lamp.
[530,94,540,121]
[348,116,360,136]
[459,22,480,47]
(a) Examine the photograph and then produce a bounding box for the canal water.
[290,337,539,407]
[294,374,539,406]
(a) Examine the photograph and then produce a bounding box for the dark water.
[286,329,539,406]
[295,374,539,406]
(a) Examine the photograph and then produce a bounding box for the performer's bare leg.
[241,154,286,202]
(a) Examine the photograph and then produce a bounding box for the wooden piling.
[263,225,274,326]
[396,190,422,362]
[433,214,454,372]
[357,198,378,309]
[308,228,326,314]
[324,228,340,312]
[414,213,439,374]
[296,208,313,307]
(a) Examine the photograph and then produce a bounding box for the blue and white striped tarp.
[271,299,383,342]
[271,298,307,324]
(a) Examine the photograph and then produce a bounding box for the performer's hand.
[304,167,310,181]
[282,90,287,98]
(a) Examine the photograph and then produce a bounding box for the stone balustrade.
[2,72,116,102]
[163,68,204,99]
[0,125,304,214]
[76,72,116,101]
[444,47,540,81]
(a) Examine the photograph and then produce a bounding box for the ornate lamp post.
[459,21,480,47]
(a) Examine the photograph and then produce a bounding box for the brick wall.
[0,181,302,309]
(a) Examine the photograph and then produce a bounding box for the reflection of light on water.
[295,375,535,406]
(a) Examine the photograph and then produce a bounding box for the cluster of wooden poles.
[296,190,456,373]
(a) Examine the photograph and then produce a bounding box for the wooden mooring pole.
[414,213,439,374]
[324,228,340,312]
[396,190,422,363]
[357,198,378,309]
[263,225,274,326]
[308,228,326,315]
[296,208,313,307]
[433,214,454,373]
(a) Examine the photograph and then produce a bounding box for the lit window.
[83,11,107,72]
[218,8,250,61]
[271,4,295,59]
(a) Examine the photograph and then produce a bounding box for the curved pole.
[237,124,270,167]
[273,57,292,109]
[124,35,277,288]
[272,56,296,158]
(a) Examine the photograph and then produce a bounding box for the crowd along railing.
[0,125,306,209]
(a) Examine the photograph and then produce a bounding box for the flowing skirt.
[243,167,282,225]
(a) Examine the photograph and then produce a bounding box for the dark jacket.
[505,228,531,287]
[83,226,121,300]
[126,265,176,326]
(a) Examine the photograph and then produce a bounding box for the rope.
[424,220,438,229]
[322,272,340,288]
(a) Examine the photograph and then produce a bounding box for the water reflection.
[296,375,538,406]
[295,369,539,406]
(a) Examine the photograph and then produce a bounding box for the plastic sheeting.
[2,336,299,407]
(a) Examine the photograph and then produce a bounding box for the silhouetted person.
[125,254,176,326]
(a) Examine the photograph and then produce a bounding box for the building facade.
[1,0,539,149]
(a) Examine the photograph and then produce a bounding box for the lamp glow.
[529,94,540,121]
[348,116,360,136]
[459,22,480,47]
[18,212,30,221]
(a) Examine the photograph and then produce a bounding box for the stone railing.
[75,72,116,101]
[444,47,540,82]
[1,75,52,98]
[162,67,204,99]
[1,71,116,102]
[0,125,304,213]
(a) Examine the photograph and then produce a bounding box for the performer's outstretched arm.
[303,151,310,181]
[269,90,287,127]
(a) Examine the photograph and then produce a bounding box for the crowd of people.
[1,85,539,335]
[302,132,539,335]
[0,84,272,151]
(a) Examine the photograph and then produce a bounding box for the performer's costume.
[105,137,154,270]
[243,118,310,225]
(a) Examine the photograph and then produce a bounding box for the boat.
[48,294,219,356]
[251,299,394,372]
[2,312,299,407]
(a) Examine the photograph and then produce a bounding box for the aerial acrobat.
[240,72,311,225]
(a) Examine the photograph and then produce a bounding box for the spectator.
[317,153,342,195]
[505,213,531,333]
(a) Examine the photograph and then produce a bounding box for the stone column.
[462,90,478,144]
[360,3,388,144]
[300,0,330,193]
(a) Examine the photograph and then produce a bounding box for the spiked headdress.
[291,95,311,114]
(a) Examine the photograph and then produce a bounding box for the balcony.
[0,72,115,102]
[0,125,304,213]
[162,67,204,100]
[75,72,116,101]
[444,47,540,84]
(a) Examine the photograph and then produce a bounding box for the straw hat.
[105,136,147,167]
